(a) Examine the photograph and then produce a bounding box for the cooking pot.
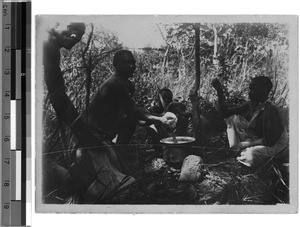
[160,136,195,169]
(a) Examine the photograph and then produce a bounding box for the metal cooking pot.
[160,136,196,168]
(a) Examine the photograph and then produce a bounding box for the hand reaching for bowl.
[161,112,177,128]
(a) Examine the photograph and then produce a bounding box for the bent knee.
[225,115,245,128]
[225,115,236,128]
[251,146,268,166]
[250,145,287,167]
[238,146,268,168]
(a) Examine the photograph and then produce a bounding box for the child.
[211,76,288,168]
[147,88,191,144]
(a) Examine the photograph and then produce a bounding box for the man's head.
[249,76,273,103]
[56,23,86,50]
[113,50,136,78]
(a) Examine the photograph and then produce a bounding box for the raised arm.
[43,39,80,127]
[43,38,98,145]
[211,78,250,118]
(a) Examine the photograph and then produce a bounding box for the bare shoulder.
[96,76,121,97]
[104,76,126,90]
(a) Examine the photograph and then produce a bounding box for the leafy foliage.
[47,22,289,119]
[43,22,290,205]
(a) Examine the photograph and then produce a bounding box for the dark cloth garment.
[226,115,288,167]
[220,100,284,147]
[247,101,284,147]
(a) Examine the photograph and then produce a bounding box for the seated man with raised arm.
[211,76,288,168]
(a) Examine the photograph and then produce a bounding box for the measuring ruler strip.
[20,2,27,225]
[25,2,31,225]
[1,1,31,226]
[2,2,12,226]
[14,2,28,226]
[11,2,20,225]
[13,2,22,226]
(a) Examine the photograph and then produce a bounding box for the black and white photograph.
[35,15,298,213]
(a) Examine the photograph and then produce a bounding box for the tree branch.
[189,24,202,144]
[82,23,94,60]
[155,23,171,47]
[92,45,122,66]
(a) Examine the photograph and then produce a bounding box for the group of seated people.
[44,23,289,202]
[145,76,288,169]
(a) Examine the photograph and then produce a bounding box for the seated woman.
[211,76,288,168]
